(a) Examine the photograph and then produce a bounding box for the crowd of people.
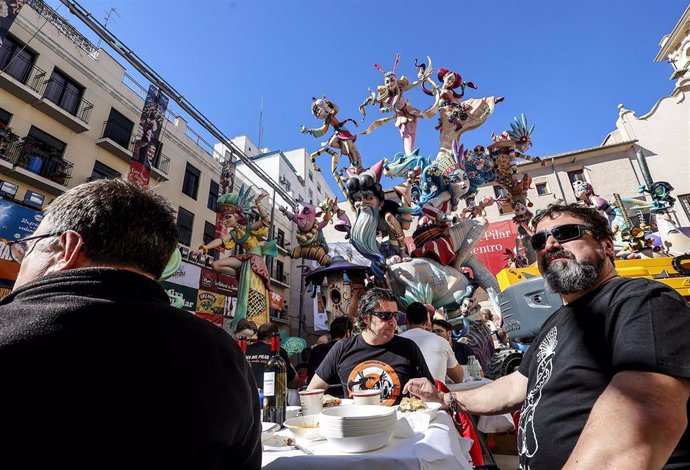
[0,179,687,470]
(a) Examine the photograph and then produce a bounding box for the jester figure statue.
[359,54,436,155]
[281,198,342,267]
[420,65,503,160]
[300,97,363,201]
[198,187,277,330]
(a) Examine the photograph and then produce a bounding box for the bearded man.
[405,204,690,470]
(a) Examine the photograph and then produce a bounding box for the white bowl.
[321,429,393,453]
[320,405,396,420]
[395,401,442,421]
[283,416,323,441]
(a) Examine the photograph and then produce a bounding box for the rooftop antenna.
[257,96,264,150]
[96,8,119,49]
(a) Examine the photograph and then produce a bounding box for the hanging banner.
[0,0,29,46]
[0,199,43,290]
[313,287,329,331]
[199,267,238,296]
[471,220,522,276]
[128,85,168,187]
[269,290,284,311]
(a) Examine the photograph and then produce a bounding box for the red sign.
[269,290,284,311]
[199,268,238,296]
[471,220,522,275]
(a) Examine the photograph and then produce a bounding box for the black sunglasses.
[370,311,397,321]
[530,224,593,250]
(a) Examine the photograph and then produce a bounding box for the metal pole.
[298,264,306,337]
[267,188,276,279]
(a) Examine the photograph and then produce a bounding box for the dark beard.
[541,249,605,294]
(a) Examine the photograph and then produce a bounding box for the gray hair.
[43,178,178,278]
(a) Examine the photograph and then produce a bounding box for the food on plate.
[297,424,320,429]
[322,394,341,407]
[398,397,429,412]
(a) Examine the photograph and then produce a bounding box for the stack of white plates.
[319,405,396,452]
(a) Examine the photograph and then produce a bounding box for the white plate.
[394,401,442,421]
[261,422,281,434]
[262,434,296,452]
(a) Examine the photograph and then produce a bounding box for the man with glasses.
[0,179,261,470]
[307,288,433,405]
[405,204,690,469]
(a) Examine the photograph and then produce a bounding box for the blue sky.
[47,0,687,194]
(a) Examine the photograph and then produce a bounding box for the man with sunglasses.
[0,179,261,470]
[307,288,433,406]
[405,204,690,469]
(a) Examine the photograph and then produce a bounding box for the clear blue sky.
[47,0,687,195]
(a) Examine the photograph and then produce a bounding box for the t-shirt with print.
[245,342,296,389]
[315,334,433,406]
[516,277,690,470]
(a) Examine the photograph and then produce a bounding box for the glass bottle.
[262,331,287,425]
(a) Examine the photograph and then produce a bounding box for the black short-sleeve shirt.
[517,277,690,470]
[315,334,433,406]
[246,342,296,388]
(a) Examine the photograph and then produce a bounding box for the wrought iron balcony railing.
[39,77,93,124]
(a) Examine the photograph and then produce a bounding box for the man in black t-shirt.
[307,316,353,397]
[246,323,298,390]
[308,288,433,406]
[405,204,690,470]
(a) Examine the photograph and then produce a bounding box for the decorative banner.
[159,281,198,312]
[128,85,168,187]
[313,287,329,331]
[269,290,284,311]
[196,289,226,316]
[0,199,43,290]
[199,267,238,296]
[471,220,522,276]
[0,0,29,46]
[165,260,201,289]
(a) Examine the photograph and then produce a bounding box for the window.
[679,194,690,221]
[44,69,84,116]
[102,108,134,148]
[308,171,313,181]
[203,221,219,260]
[90,160,120,181]
[23,127,68,181]
[493,186,513,214]
[308,189,313,202]
[567,170,585,185]
[208,180,219,211]
[0,35,36,84]
[0,107,11,128]
[182,163,201,199]
[277,228,285,248]
[317,183,321,194]
[0,181,18,199]
[176,207,194,246]
[275,260,284,282]
[536,182,549,196]
[23,190,44,209]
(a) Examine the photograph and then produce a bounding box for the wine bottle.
[237,335,247,355]
[262,331,287,425]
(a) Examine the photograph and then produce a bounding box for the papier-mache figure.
[281,198,342,267]
[419,64,503,160]
[197,186,277,330]
[300,97,363,201]
[359,54,435,155]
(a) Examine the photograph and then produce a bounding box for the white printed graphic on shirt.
[518,327,558,469]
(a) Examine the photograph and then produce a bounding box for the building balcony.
[271,272,290,288]
[150,152,170,182]
[0,56,45,103]
[0,134,73,195]
[95,120,134,162]
[32,78,92,133]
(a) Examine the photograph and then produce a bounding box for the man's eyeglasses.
[530,224,593,251]
[7,232,63,264]
[370,311,397,321]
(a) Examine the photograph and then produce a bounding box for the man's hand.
[403,378,446,407]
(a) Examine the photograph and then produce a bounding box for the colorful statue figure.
[463,145,497,197]
[300,97,363,200]
[346,161,415,276]
[488,114,540,192]
[281,198,340,267]
[420,65,502,159]
[197,186,277,330]
[359,54,435,155]
[573,181,630,236]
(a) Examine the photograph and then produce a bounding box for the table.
[262,411,473,470]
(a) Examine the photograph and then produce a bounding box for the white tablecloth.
[262,411,473,470]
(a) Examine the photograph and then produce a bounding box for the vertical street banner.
[0,0,29,46]
[214,156,237,251]
[128,85,168,187]
[0,199,42,294]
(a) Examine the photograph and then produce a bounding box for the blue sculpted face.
[383,150,430,178]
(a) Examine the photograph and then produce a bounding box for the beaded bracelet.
[448,392,464,427]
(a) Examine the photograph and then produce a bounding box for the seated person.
[307,288,433,405]
[246,323,298,389]
[233,318,257,342]
[308,315,354,397]
[432,318,474,366]
[401,303,463,384]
